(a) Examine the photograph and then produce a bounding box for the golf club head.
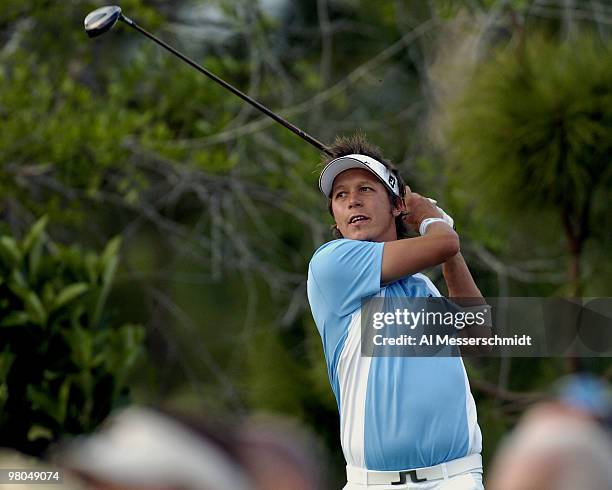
[84,6,122,38]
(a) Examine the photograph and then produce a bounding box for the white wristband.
[419,217,450,236]
[427,198,455,229]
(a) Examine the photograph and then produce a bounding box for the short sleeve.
[308,239,384,318]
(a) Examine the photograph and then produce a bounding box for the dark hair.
[321,132,410,239]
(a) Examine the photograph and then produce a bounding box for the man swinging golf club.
[307,134,485,490]
[84,8,485,488]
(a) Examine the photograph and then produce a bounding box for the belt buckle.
[391,470,427,485]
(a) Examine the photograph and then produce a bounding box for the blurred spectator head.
[487,373,612,490]
[554,373,612,427]
[238,415,329,490]
[55,406,253,490]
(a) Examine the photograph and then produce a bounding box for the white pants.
[343,470,484,490]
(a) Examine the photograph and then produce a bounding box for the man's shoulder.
[309,238,376,264]
[308,238,384,294]
[310,238,349,262]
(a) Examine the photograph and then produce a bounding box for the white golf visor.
[319,153,401,198]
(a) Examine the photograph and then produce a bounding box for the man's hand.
[427,198,454,230]
[381,190,459,284]
[401,192,443,233]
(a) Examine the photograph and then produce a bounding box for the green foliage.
[447,34,612,218]
[0,53,155,225]
[0,0,162,64]
[246,327,309,417]
[1,3,611,485]
[0,217,144,456]
[443,33,612,295]
[432,0,530,18]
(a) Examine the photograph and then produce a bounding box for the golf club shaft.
[120,15,331,156]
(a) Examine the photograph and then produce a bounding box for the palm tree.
[446,34,612,296]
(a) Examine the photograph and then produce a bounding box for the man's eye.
[335,191,346,198]
[360,186,372,192]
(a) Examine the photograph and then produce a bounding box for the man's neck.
[372,228,398,243]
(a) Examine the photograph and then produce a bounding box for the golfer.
[307,135,484,489]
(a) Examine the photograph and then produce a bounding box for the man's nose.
[348,192,363,207]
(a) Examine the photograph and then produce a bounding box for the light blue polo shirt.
[307,238,481,471]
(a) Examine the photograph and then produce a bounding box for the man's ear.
[392,197,406,217]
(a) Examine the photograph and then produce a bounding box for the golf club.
[84,5,332,156]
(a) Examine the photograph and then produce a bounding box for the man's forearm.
[442,252,482,299]
[444,252,491,353]
[381,223,459,284]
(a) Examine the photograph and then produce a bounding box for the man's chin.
[343,229,374,241]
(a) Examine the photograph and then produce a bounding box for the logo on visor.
[388,175,396,188]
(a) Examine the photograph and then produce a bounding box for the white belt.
[346,454,482,485]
